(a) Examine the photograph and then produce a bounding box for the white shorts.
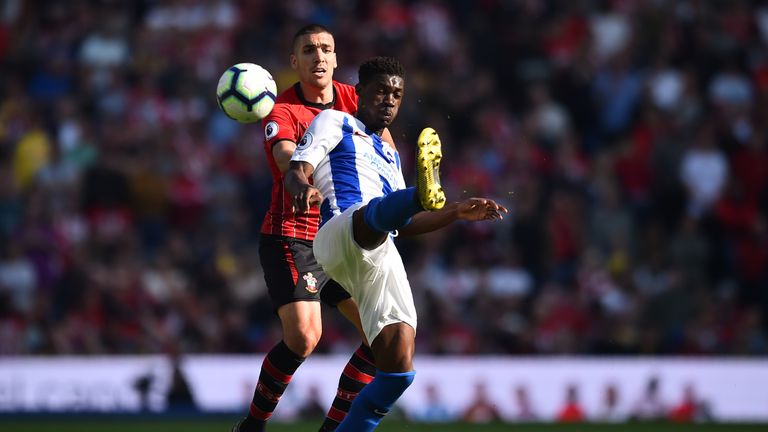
[313,203,417,344]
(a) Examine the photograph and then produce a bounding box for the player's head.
[355,56,405,133]
[290,24,337,90]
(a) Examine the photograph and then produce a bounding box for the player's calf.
[335,370,415,432]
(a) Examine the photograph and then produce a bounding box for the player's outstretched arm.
[455,197,508,222]
[284,161,323,212]
[272,139,298,173]
[398,197,507,237]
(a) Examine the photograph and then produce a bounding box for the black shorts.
[259,234,352,309]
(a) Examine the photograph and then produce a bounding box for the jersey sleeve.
[263,104,297,151]
[291,110,345,169]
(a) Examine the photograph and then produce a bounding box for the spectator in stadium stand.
[668,383,713,423]
[417,383,454,423]
[512,384,538,422]
[165,351,198,413]
[630,376,668,421]
[679,124,729,220]
[556,384,585,423]
[461,381,502,423]
[597,383,623,423]
[297,384,328,421]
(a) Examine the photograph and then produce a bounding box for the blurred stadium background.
[1,0,768,430]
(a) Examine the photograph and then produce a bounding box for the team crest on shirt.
[303,272,318,293]
[264,121,278,140]
[298,132,313,149]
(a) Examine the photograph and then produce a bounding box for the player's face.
[357,74,405,132]
[291,32,337,89]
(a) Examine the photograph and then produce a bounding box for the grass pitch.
[0,419,765,432]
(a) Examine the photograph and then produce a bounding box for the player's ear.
[289,54,298,70]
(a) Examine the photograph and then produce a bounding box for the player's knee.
[371,324,415,372]
[283,328,321,357]
[382,342,413,372]
[379,352,413,373]
[278,302,323,356]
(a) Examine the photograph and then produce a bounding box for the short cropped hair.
[358,57,405,86]
[291,24,332,50]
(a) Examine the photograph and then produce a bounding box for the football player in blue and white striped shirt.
[285,56,507,431]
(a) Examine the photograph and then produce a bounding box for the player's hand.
[456,198,508,222]
[293,185,323,212]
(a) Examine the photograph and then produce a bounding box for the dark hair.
[358,56,405,86]
[291,24,332,50]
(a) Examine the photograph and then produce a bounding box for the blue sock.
[363,188,422,233]
[336,370,415,432]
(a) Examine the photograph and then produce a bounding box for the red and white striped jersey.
[259,81,358,240]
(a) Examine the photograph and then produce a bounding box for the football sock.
[319,343,377,431]
[363,187,423,233]
[240,340,305,432]
[335,370,416,432]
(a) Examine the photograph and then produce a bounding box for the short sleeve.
[291,110,345,169]
[263,104,297,151]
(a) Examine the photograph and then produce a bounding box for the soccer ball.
[216,63,277,123]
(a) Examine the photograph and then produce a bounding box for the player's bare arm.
[398,197,507,236]
[272,139,298,173]
[285,160,322,212]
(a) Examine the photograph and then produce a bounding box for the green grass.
[0,419,765,432]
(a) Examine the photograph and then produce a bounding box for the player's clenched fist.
[293,184,323,212]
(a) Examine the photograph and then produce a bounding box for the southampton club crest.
[303,272,318,293]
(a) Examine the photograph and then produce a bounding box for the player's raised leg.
[356,127,445,250]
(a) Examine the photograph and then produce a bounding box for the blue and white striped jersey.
[291,109,406,225]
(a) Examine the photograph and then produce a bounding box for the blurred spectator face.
[290,31,337,90]
[426,384,440,401]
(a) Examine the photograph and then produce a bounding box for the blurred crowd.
[1,0,767,356]
[291,375,713,423]
[399,376,713,424]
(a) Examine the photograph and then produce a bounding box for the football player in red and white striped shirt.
[234,24,392,432]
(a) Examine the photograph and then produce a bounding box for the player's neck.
[299,82,334,105]
[357,113,383,136]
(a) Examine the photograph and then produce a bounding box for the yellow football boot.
[416,127,446,211]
